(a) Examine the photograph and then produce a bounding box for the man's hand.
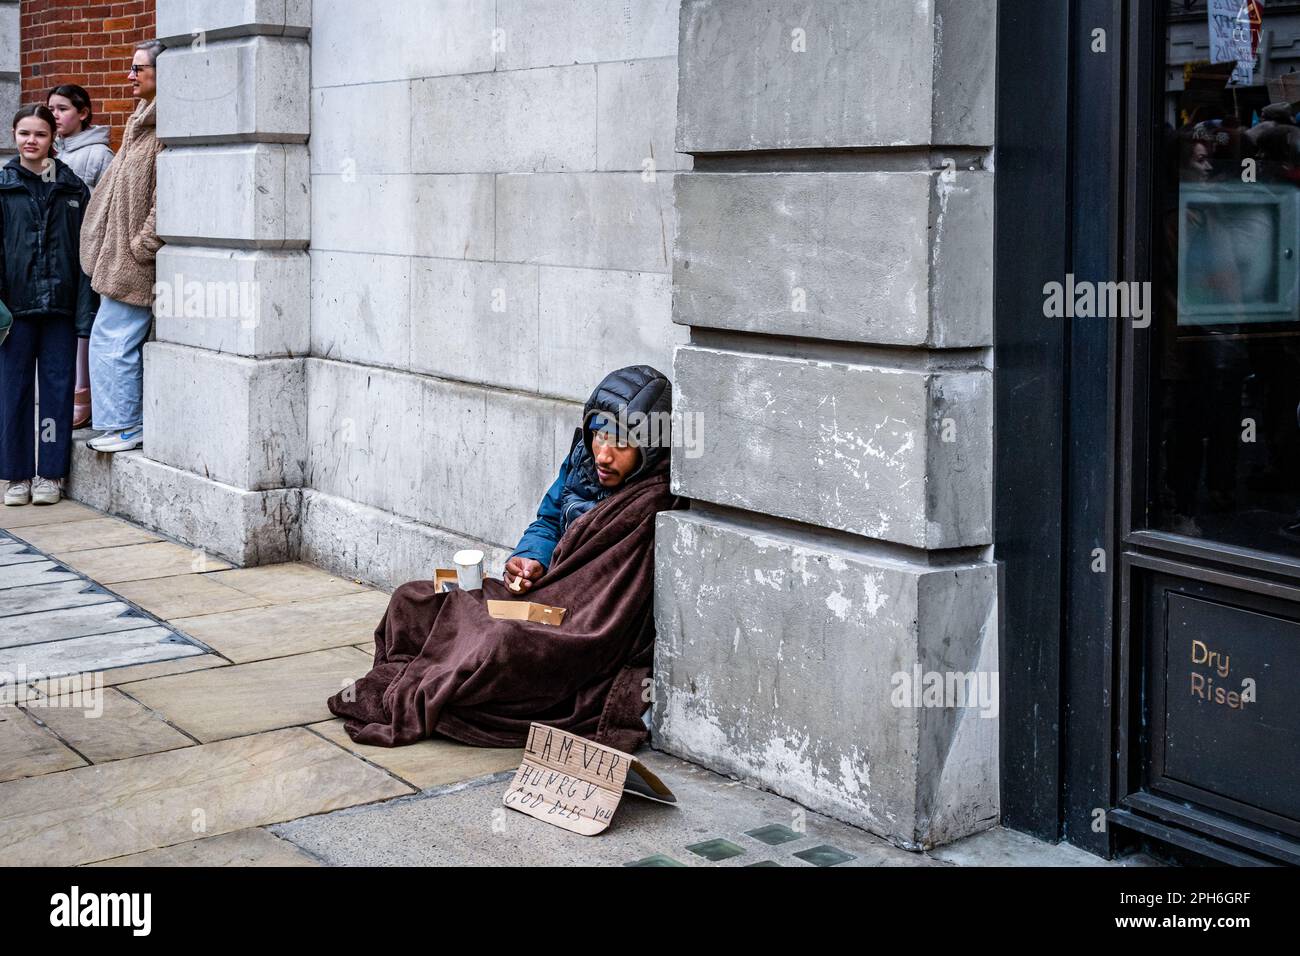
[504,557,545,594]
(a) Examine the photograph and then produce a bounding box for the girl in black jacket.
[0,105,95,506]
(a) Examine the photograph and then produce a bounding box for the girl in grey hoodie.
[48,84,114,429]
[48,84,114,189]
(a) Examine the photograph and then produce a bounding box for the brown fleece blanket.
[327,466,683,753]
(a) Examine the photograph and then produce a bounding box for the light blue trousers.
[88,295,152,432]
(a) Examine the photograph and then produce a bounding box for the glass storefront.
[1151,0,1300,555]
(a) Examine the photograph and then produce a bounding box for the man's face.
[592,430,640,487]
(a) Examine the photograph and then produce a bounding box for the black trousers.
[0,313,77,480]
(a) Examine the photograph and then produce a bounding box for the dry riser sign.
[503,722,675,835]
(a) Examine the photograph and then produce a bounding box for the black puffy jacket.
[0,155,96,335]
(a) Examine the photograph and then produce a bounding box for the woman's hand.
[504,557,545,594]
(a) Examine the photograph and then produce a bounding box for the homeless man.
[327,365,684,753]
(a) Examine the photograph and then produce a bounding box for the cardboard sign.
[502,723,676,835]
[486,599,567,626]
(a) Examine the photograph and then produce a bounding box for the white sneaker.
[32,476,61,505]
[88,428,144,453]
[4,479,31,506]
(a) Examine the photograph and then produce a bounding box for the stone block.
[311,174,493,259]
[410,66,597,173]
[310,250,410,370]
[304,358,579,549]
[673,170,993,348]
[154,245,309,356]
[495,0,679,70]
[310,81,411,176]
[157,37,309,144]
[653,510,999,848]
[299,489,512,592]
[143,343,307,491]
[496,173,674,273]
[157,144,309,248]
[677,0,996,151]
[99,454,300,566]
[536,266,684,403]
[156,0,312,43]
[0,2,17,74]
[311,0,494,87]
[408,258,540,393]
[670,346,992,549]
[596,57,691,173]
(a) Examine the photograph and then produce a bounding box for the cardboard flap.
[624,760,677,804]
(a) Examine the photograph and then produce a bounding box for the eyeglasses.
[127,64,155,75]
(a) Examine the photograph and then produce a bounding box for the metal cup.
[453,549,484,590]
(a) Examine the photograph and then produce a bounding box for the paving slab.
[0,727,414,866]
[930,826,1159,867]
[112,573,270,621]
[0,626,206,684]
[272,749,941,867]
[13,516,162,554]
[56,541,232,584]
[0,602,157,650]
[27,687,195,764]
[0,500,100,529]
[0,579,115,619]
[171,590,392,663]
[206,562,368,604]
[0,560,78,591]
[308,719,523,790]
[0,706,87,782]
[88,827,321,867]
[0,549,45,567]
[125,647,373,742]
[52,653,231,688]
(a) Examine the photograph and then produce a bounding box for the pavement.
[0,498,1156,867]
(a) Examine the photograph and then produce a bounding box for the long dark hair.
[47,84,93,130]
[12,104,58,158]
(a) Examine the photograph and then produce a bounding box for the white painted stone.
[671,346,993,549]
[107,454,301,565]
[0,626,204,683]
[495,0,679,70]
[304,359,426,521]
[410,66,597,173]
[496,173,675,273]
[311,174,493,259]
[536,266,683,402]
[154,245,309,357]
[596,58,691,172]
[156,0,312,43]
[311,0,494,87]
[415,376,578,548]
[310,250,411,370]
[157,144,310,247]
[156,37,309,144]
[674,170,993,348]
[300,488,512,593]
[143,342,307,491]
[408,258,540,393]
[654,510,999,848]
[310,81,412,176]
[0,1,18,74]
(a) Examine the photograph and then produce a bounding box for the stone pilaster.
[106,0,312,564]
[655,0,999,850]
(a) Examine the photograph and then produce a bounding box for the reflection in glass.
[1153,2,1300,554]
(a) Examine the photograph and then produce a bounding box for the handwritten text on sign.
[502,724,633,835]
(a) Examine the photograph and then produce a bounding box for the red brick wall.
[19,0,156,151]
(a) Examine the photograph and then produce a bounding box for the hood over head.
[57,124,111,153]
[581,365,672,484]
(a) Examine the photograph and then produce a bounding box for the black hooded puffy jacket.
[0,155,97,335]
